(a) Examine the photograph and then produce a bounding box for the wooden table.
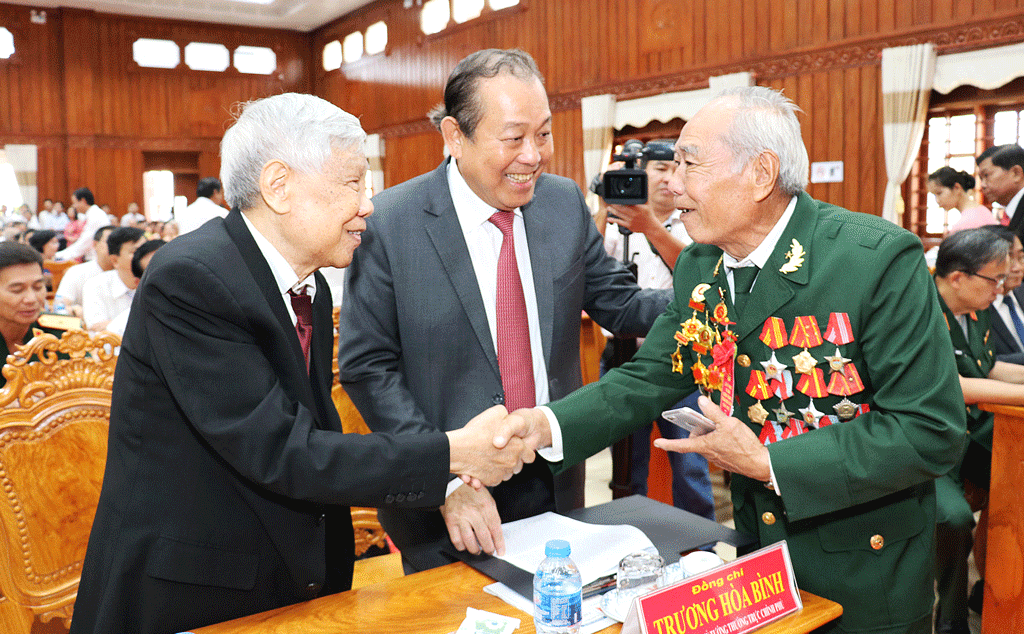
[191,561,841,634]
[979,404,1024,633]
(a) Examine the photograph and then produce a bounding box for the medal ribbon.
[745,370,773,400]
[823,312,855,345]
[796,367,829,398]
[789,315,824,348]
[759,317,788,349]
[827,362,865,395]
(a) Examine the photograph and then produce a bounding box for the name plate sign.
[625,542,802,634]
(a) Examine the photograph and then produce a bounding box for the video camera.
[589,139,675,205]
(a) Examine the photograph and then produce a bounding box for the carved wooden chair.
[332,308,402,587]
[0,330,119,634]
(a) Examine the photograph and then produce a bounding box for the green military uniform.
[933,293,994,631]
[549,193,967,633]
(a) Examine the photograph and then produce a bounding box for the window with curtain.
[905,77,1024,238]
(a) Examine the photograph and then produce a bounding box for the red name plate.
[634,542,802,634]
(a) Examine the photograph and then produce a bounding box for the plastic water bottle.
[533,539,582,634]
[52,295,67,315]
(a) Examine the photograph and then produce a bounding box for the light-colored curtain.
[580,94,616,215]
[934,42,1024,94]
[881,43,936,225]
[365,134,384,197]
[3,144,37,212]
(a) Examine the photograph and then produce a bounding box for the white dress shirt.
[603,216,691,291]
[56,204,108,261]
[239,212,315,326]
[177,197,229,236]
[82,270,136,328]
[54,259,103,308]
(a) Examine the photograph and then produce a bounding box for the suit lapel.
[733,194,814,341]
[421,161,502,379]
[523,199,554,367]
[310,272,342,431]
[223,209,320,417]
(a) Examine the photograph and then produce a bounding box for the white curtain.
[2,145,37,212]
[934,42,1024,94]
[881,43,936,225]
[580,94,616,215]
[364,133,384,197]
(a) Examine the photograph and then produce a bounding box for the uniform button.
[976,359,982,368]
[305,582,322,599]
[737,354,751,367]
[395,493,406,502]
[317,513,326,525]
[761,512,775,525]
[870,534,884,550]
[492,393,505,405]
[385,494,395,503]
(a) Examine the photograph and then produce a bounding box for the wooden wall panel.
[383,132,444,190]
[0,3,311,215]
[312,0,1024,215]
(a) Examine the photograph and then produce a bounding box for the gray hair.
[428,48,544,138]
[220,93,366,211]
[935,226,1010,278]
[714,86,809,196]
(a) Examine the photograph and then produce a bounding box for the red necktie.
[1000,207,1011,226]
[289,288,312,373]
[489,211,536,411]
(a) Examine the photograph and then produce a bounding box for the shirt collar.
[1007,186,1024,220]
[239,212,316,299]
[447,159,524,232]
[723,196,798,271]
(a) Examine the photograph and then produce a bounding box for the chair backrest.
[43,260,77,294]
[0,330,119,630]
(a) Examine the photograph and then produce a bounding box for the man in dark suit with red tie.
[978,144,1024,238]
[70,93,533,634]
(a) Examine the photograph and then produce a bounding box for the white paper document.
[495,511,656,584]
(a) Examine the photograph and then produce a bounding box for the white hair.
[220,93,366,211]
[714,86,809,196]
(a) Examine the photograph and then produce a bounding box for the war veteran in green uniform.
[497,86,967,634]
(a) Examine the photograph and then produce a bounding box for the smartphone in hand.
[661,406,716,436]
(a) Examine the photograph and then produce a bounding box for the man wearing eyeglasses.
[932,226,1024,634]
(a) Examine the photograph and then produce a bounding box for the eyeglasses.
[969,272,1006,287]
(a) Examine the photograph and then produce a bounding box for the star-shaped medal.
[773,401,794,425]
[792,349,818,375]
[824,347,851,373]
[761,351,787,382]
[747,402,769,425]
[833,397,858,421]
[671,348,685,374]
[799,399,825,429]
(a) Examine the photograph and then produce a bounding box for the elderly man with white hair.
[499,86,967,634]
[71,93,534,634]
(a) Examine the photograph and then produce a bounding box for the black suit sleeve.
[135,253,450,508]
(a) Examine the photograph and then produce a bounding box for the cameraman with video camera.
[593,139,716,522]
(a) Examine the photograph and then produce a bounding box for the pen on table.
[581,573,616,599]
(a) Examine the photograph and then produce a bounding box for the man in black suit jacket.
[70,93,533,634]
[984,226,1024,364]
[978,144,1024,240]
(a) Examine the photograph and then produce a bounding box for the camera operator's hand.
[606,202,662,236]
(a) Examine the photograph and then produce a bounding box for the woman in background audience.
[28,229,60,291]
[930,167,996,233]
[63,206,85,244]
[160,220,179,241]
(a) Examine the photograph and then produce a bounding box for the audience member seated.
[105,239,165,338]
[929,166,996,233]
[0,242,62,384]
[160,219,179,241]
[984,225,1024,364]
[120,202,145,228]
[56,187,108,262]
[54,225,115,317]
[932,227,1024,634]
[49,201,69,233]
[81,227,145,331]
[27,229,61,291]
[978,144,1024,232]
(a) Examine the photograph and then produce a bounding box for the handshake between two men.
[443,397,774,558]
